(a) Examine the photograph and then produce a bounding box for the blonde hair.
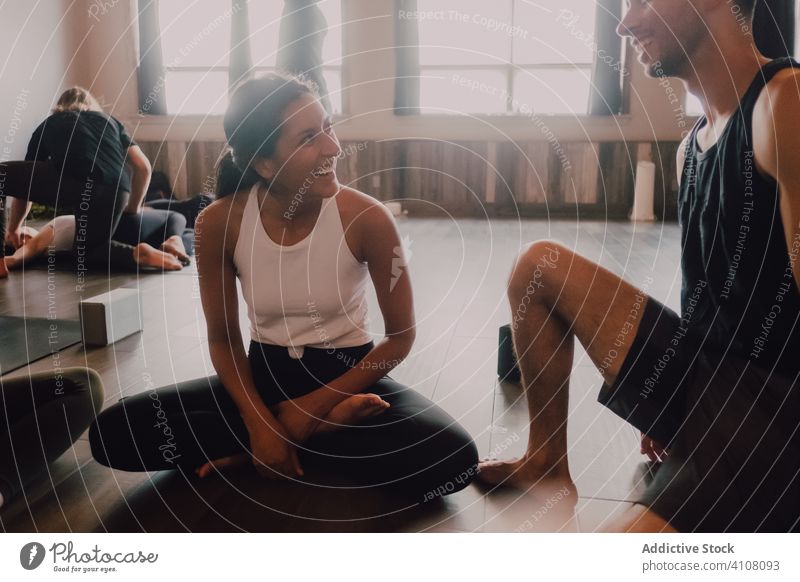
[53,87,102,113]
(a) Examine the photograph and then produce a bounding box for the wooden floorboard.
[0,218,681,532]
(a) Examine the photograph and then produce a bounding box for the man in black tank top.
[477,1,800,532]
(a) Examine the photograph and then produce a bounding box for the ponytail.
[215,149,262,198]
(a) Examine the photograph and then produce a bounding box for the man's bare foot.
[477,454,576,493]
[317,393,390,433]
[133,243,183,270]
[160,235,191,265]
[195,452,250,479]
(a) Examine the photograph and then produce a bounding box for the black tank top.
[679,57,800,380]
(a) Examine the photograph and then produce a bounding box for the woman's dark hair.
[216,73,317,197]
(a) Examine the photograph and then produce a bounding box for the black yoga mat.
[0,316,82,375]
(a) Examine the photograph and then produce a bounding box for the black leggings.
[0,161,131,269]
[114,208,194,255]
[0,368,104,502]
[90,343,478,502]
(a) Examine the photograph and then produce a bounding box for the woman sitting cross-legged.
[89,74,478,502]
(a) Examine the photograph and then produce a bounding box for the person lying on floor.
[89,73,478,502]
[3,208,191,272]
[477,0,800,533]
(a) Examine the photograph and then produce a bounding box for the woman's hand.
[640,432,668,463]
[17,226,37,246]
[246,420,305,479]
[274,401,322,445]
[5,227,23,250]
[194,417,307,480]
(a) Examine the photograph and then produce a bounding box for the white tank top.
[233,184,372,358]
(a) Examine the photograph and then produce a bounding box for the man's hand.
[640,432,668,463]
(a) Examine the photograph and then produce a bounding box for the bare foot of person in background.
[133,243,183,270]
[160,235,191,265]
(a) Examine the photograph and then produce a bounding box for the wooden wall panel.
[138,139,680,220]
[560,142,600,205]
[596,141,636,213]
[652,140,681,221]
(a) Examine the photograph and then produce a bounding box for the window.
[417,0,598,115]
[158,0,342,115]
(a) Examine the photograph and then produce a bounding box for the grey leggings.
[0,368,104,502]
[90,342,479,502]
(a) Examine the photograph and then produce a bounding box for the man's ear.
[251,157,276,182]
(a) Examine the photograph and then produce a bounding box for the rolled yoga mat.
[0,316,82,376]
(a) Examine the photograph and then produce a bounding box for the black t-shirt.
[679,57,800,380]
[25,110,135,192]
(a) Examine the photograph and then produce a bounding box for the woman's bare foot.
[195,452,250,479]
[133,243,183,271]
[195,395,390,478]
[317,393,390,433]
[160,235,191,265]
[477,454,576,493]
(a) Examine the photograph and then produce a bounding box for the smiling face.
[253,93,342,200]
[618,0,704,78]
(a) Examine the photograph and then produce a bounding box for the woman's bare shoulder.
[335,187,392,230]
[195,190,251,253]
[198,191,250,226]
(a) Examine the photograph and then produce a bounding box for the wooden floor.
[0,218,682,532]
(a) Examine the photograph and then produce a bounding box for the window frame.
[159,3,345,116]
[417,0,601,116]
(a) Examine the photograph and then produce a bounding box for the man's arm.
[753,69,800,292]
[123,145,152,214]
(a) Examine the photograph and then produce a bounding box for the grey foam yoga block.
[79,288,143,346]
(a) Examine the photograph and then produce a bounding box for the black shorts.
[597,297,800,532]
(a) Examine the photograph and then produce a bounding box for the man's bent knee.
[508,240,567,313]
